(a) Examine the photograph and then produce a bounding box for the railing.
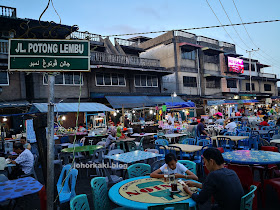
[219,41,235,48]
[91,51,161,67]
[260,73,277,79]
[197,36,219,45]
[0,6,16,18]
[70,31,101,42]
[174,30,196,39]
[0,40,8,54]
[115,38,140,47]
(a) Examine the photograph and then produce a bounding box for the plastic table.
[223,150,280,165]
[0,177,43,202]
[105,150,163,164]
[109,176,197,210]
[61,145,103,155]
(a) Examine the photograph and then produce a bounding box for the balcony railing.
[0,40,8,54]
[91,51,161,68]
[219,41,235,48]
[115,38,140,47]
[260,73,277,79]
[174,30,196,39]
[0,6,16,18]
[70,31,101,42]
[197,36,219,45]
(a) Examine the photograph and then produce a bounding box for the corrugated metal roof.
[105,96,185,109]
[0,100,31,108]
[30,103,114,113]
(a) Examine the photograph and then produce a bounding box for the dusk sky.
[2,0,280,76]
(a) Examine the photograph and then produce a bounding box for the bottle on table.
[163,167,169,182]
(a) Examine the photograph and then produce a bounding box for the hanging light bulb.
[3,117,7,122]
[154,112,156,115]
[113,112,117,116]
[150,110,153,114]
[116,110,119,113]
[132,110,135,113]
[61,116,66,121]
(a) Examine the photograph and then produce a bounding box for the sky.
[1,0,280,76]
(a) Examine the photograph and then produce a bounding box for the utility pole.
[246,49,259,93]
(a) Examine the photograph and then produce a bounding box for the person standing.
[168,112,176,126]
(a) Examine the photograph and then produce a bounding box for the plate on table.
[169,188,181,193]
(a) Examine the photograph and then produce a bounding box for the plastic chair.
[196,139,211,147]
[57,168,78,205]
[178,160,197,175]
[249,131,259,150]
[20,154,38,180]
[127,163,151,178]
[106,149,125,176]
[263,178,280,207]
[260,146,278,152]
[240,185,257,210]
[237,133,250,150]
[145,149,159,153]
[148,203,189,210]
[126,141,137,152]
[135,137,145,151]
[181,138,196,145]
[165,145,183,160]
[151,159,165,172]
[59,153,73,165]
[60,136,70,143]
[155,139,169,146]
[91,177,111,210]
[57,164,72,194]
[216,137,234,152]
[70,194,90,210]
[227,164,262,209]
[0,174,8,182]
[216,147,225,153]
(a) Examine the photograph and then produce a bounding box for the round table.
[222,150,280,165]
[109,176,197,209]
[61,145,103,155]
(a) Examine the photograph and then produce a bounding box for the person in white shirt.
[224,118,237,133]
[168,112,176,126]
[150,153,198,180]
[9,143,34,179]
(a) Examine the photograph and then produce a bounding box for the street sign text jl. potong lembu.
[8,39,90,72]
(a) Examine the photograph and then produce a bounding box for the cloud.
[134,7,161,19]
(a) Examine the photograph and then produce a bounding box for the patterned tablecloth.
[105,150,163,164]
[223,150,280,165]
[109,176,198,209]
[0,177,43,202]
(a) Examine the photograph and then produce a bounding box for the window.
[206,77,220,88]
[95,73,126,86]
[264,84,271,91]
[0,71,9,85]
[227,80,237,88]
[181,49,196,60]
[43,73,83,85]
[135,75,158,87]
[244,63,256,71]
[246,83,255,91]
[204,55,219,63]
[183,76,197,87]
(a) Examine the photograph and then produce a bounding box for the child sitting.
[150,153,198,180]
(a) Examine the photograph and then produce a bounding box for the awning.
[0,100,31,108]
[179,42,203,52]
[204,74,224,78]
[165,101,195,109]
[105,96,185,109]
[30,103,114,113]
[257,63,270,68]
[224,53,243,57]
[207,100,225,106]
[202,47,224,55]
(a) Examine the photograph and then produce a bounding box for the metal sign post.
[8,38,90,210]
[47,74,55,210]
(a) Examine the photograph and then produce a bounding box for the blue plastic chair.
[217,137,234,152]
[91,177,111,210]
[70,194,90,210]
[178,160,197,175]
[60,136,70,143]
[249,131,259,150]
[237,132,250,150]
[181,138,196,145]
[57,168,78,204]
[155,139,169,157]
[127,163,151,178]
[165,145,183,160]
[196,139,210,147]
[57,164,72,193]
[240,185,257,210]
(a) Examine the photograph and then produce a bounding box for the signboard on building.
[8,39,90,72]
[227,56,244,74]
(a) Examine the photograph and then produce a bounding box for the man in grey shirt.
[182,148,244,210]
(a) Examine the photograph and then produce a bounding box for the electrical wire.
[99,19,280,38]
[53,72,82,203]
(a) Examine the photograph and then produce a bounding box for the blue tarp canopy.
[105,96,185,109]
[165,101,195,108]
[30,103,114,113]
[208,99,259,106]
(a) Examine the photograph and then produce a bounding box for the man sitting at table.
[150,153,198,180]
[20,137,31,150]
[224,118,237,133]
[260,116,269,126]
[182,148,244,210]
[197,118,209,137]
[9,143,34,180]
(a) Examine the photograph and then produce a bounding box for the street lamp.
[171,92,177,111]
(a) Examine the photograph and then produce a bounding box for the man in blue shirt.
[197,118,208,137]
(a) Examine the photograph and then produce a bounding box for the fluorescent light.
[3,117,7,122]
[61,116,66,121]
